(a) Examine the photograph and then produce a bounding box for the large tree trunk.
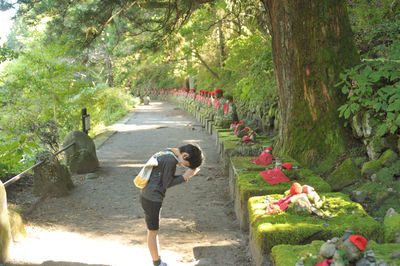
[261,0,359,169]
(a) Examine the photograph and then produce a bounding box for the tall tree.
[261,0,360,169]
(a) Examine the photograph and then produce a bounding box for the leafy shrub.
[337,41,400,136]
[0,131,39,180]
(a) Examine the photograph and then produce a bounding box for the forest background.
[0,0,399,186]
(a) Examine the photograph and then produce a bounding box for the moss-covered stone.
[271,240,400,266]
[378,149,398,167]
[248,192,381,253]
[221,137,273,172]
[361,149,399,179]
[384,213,400,243]
[326,158,360,191]
[361,159,382,179]
[234,169,331,231]
[271,240,325,266]
[0,181,11,263]
[230,156,271,172]
[8,208,27,242]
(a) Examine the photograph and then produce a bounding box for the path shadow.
[193,245,249,266]
[6,262,108,266]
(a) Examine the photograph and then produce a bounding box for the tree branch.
[194,51,219,79]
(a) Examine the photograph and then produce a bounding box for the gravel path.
[7,101,251,266]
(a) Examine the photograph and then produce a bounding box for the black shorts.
[140,195,162,231]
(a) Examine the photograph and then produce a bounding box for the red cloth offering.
[233,121,243,135]
[349,235,368,251]
[259,166,290,185]
[251,151,273,165]
[315,259,333,266]
[224,103,229,114]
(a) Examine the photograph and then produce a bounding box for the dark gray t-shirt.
[141,151,185,202]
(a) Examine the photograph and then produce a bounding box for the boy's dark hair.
[179,144,204,169]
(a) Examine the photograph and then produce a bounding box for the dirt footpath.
[7,101,251,266]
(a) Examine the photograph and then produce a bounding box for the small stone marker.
[86,173,99,180]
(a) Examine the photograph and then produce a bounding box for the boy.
[139,144,204,266]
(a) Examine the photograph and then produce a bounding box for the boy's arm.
[161,159,185,190]
[167,174,185,188]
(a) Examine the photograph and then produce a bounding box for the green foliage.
[0,131,39,180]
[0,41,19,63]
[338,3,400,135]
[224,32,276,102]
[337,44,400,135]
[0,40,136,178]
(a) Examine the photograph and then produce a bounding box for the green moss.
[271,240,325,266]
[361,159,382,177]
[248,192,381,252]
[369,241,400,264]
[384,213,400,243]
[378,149,398,167]
[237,170,331,209]
[230,156,269,172]
[218,131,239,143]
[271,241,400,266]
[326,158,360,191]
[8,209,27,240]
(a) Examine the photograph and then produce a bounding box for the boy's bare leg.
[147,229,160,261]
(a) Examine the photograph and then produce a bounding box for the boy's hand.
[183,167,200,181]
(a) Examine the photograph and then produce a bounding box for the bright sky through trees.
[0,8,15,44]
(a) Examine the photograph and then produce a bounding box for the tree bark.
[261,0,359,169]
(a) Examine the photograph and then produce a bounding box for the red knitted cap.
[349,235,368,251]
[281,163,293,170]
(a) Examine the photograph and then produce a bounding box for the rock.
[370,173,377,182]
[330,237,340,244]
[326,158,360,191]
[63,131,99,174]
[355,258,372,266]
[386,208,397,218]
[8,209,27,242]
[0,181,11,263]
[365,248,375,262]
[361,160,381,179]
[351,113,364,138]
[295,260,304,266]
[143,96,150,105]
[362,112,374,138]
[378,149,398,167]
[342,239,362,263]
[195,258,214,265]
[33,151,74,197]
[320,242,336,258]
[389,250,400,259]
[383,213,400,243]
[396,232,400,243]
[376,260,388,266]
[352,190,369,203]
[86,173,99,180]
[332,250,346,266]
[341,228,354,241]
[367,137,384,160]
